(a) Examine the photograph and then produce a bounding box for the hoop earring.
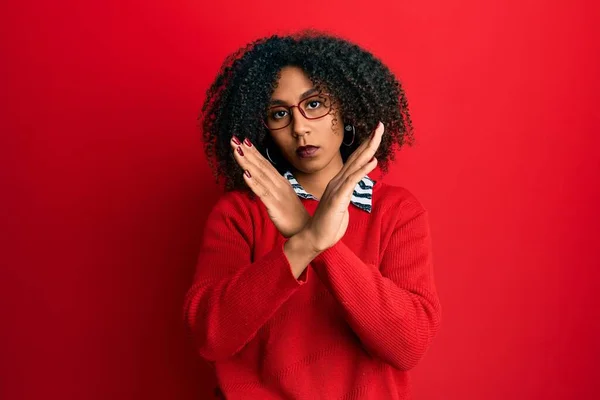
[343,125,355,146]
[266,147,277,165]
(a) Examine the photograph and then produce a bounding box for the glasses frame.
[263,93,333,131]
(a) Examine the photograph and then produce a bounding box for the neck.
[292,152,344,199]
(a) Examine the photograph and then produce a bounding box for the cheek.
[270,135,293,153]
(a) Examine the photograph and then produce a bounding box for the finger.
[241,138,279,176]
[241,167,273,201]
[340,122,383,173]
[232,137,281,188]
[230,137,278,189]
[329,156,378,208]
[340,157,378,199]
[230,137,261,179]
[341,122,384,177]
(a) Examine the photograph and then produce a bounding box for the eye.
[306,100,322,110]
[270,110,289,120]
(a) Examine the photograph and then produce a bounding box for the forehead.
[271,66,314,100]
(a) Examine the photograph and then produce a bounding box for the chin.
[288,159,325,174]
[285,150,338,174]
[289,164,318,174]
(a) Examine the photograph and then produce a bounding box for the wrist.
[283,230,320,280]
[296,226,323,256]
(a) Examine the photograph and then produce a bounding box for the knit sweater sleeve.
[183,191,304,362]
[310,191,441,371]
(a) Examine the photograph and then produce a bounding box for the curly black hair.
[199,30,414,191]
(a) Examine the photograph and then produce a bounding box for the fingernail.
[243,138,253,147]
[244,170,251,178]
[232,136,241,145]
[237,147,244,156]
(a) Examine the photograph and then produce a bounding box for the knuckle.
[261,160,272,171]
[263,158,276,171]
[272,179,284,190]
[346,174,359,185]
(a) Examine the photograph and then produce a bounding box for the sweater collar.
[283,170,375,213]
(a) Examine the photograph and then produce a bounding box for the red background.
[2,0,599,399]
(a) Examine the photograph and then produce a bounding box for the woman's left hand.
[302,122,385,253]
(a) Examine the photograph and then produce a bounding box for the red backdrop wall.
[2,0,599,399]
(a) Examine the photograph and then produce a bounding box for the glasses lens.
[301,95,331,119]
[265,107,291,130]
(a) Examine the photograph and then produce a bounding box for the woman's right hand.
[231,136,310,238]
[301,122,384,252]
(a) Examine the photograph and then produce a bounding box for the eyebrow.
[269,88,319,106]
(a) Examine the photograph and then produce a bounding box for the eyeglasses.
[263,93,332,130]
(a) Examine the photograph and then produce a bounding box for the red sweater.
[183,181,441,399]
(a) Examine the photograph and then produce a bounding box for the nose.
[290,106,310,138]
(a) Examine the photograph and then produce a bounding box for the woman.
[183,31,441,399]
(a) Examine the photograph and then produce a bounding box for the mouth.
[296,145,320,158]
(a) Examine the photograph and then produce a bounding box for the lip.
[296,146,320,158]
